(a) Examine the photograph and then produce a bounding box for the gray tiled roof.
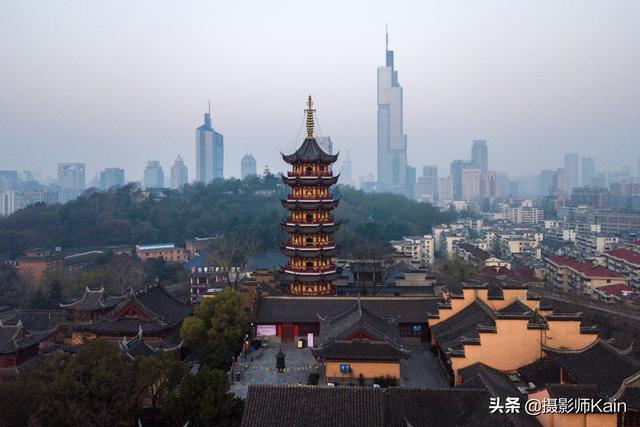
[255,296,439,324]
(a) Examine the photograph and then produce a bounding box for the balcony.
[283,241,337,249]
[285,217,335,225]
[287,171,332,177]
[284,264,337,274]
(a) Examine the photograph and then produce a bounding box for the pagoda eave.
[279,271,341,283]
[281,199,340,210]
[281,246,339,258]
[280,222,340,234]
[281,174,340,186]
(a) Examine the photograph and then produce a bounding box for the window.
[340,364,351,373]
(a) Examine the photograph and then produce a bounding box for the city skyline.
[1,1,638,181]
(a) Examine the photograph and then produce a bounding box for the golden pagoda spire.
[305,95,315,138]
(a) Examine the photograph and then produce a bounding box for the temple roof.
[544,339,640,398]
[0,321,55,354]
[75,283,192,336]
[60,286,126,311]
[241,385,518,427]
[516,357,561,390]
[255,296,438,325]
[313,301,410,360]
[0,309,68,332]
[458,363,541,427]
[282,138,338,165]
[430,300,496,356]
[120,325,182,360]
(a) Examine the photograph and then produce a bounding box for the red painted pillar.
[294,324,300,337]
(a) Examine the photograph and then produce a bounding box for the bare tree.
[105,254,144,294]
[207,235,258,290]
[351,241,393,295]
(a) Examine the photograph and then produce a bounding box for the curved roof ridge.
[543,338,602,354]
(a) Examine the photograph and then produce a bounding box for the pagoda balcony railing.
[284,217,335,225]
[286,195,332,201]
[284,241,337,249]
[287,171,332,177]
[284,265,337,274]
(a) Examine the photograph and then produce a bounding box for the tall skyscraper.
[240,154,257,179]
[99,168,125,190]
[581,157,595,187]
[539,169,555,196]
[0,171,19,191]
[438,176,453,201]
[450,160,474,200]
[57,163,85,191]
[144,161,164,189]
[377,29,410,197]
[564,152,579,192]
[471,140,488,172]
[418,165,438,201]
[170,156,188,189]
[195,103,224,183]
[315,136,333,155]
[461,169,482,200]
[553,168,567,194]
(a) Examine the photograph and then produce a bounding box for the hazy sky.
[1,0,638,183]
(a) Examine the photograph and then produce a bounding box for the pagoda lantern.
[280,96,340,296]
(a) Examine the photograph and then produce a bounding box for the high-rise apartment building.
[57,163,85,191]
[539,170,555,196]
[144,161,164,189]
[195,104,224,183]
[461,169,482,200]
[438,176,453,202]
[417,166,438,201]
[0,171,19,191]
[564,152,579,192]
[99,168,125,190]
[450,160,474,200]
[471,140,488,172]
[553,168,567,194]
[240,154,257,179]
[377,29,411,197]
[581,157,595,187]
[170,156,188,189]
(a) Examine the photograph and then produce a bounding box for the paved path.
[400,344,450,388]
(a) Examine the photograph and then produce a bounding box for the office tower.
[57,163,85,191]
[581,157,595,187]
[564,152,579,191]
[339,152,353,187]
[450,160,474,200]
[539,170,555,196]
[99,168,125,190]
[240,154,257,179]
[406,165,416,199]
[553,168,567,194]
[315,136,333,155]
[170,156,188,189]
[418,166,438,201]
[461,169,481,200]
[471,140,488,173]
[195,103,224,183]
[377,28,410,197]
[144,161,164,189]
[438,176,453,201]
[481,170,498,199]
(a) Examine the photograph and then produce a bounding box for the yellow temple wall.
[528,389,617,427]
[545,321,597,350]
[325,360,400,381]
[452,319,597,384]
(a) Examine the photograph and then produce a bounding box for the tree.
[180,288,248,369]
[161,367,243,427]
[28,339,145,427]
[207,235,257,289]
[135,352,187,410]
[104,254,144,294]
[47,278,63,308]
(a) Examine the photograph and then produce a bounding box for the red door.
[281,323,295,342]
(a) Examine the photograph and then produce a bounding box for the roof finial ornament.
[305,95,315,138]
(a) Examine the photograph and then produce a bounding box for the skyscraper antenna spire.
[208,99,211,115]
[385,23,388,51]
[305,95,315,138]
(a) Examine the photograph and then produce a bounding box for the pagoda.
[280,96,340,296]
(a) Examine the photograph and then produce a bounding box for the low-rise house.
[593,283,636,303]
[135,243,188,263]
